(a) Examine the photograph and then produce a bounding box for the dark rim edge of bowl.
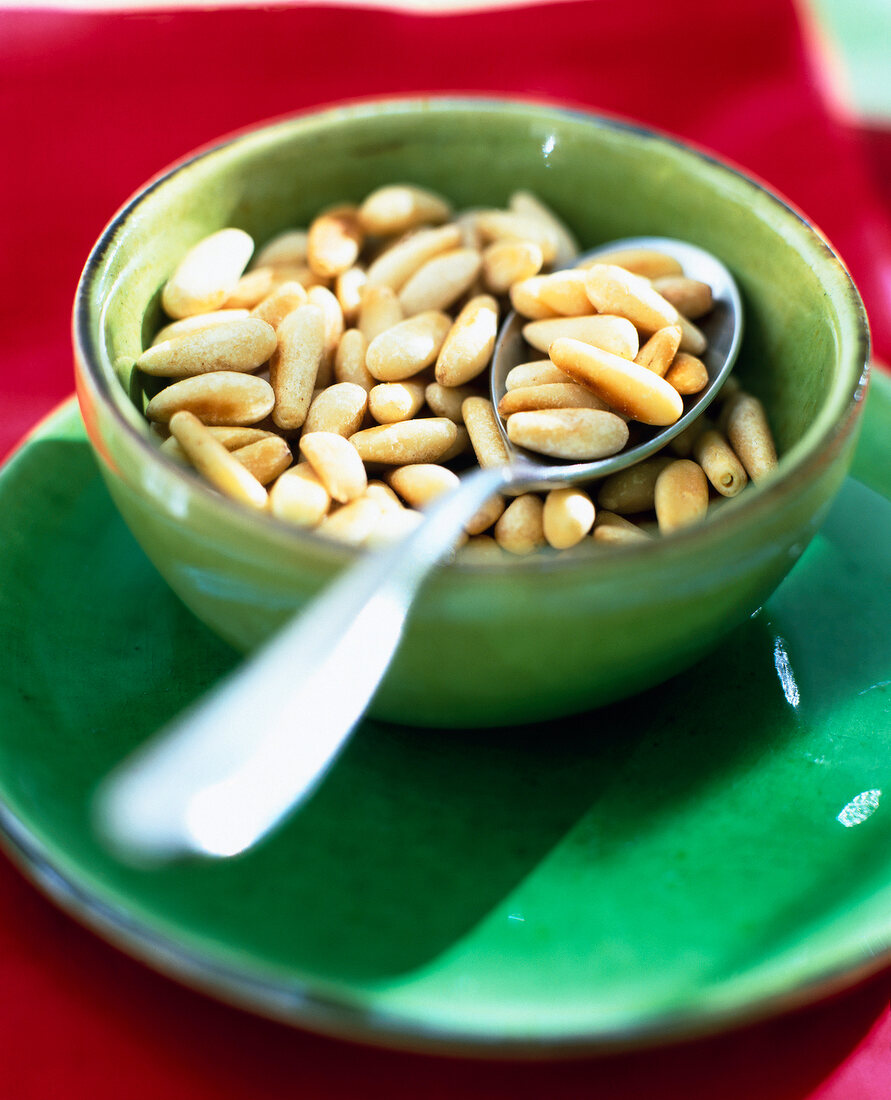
[72,96,871,577]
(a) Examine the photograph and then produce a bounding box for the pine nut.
[137,317,276,378]
[204,426,279,450]
[161,228,254,319]
[169,410,267,508]
[365,507,426,547]
[268,463,330,527]
[231,436,293,485]
[497,382,610,416]
[307,206,363,278]
[534,269,592,316]
[438,425,471,463]
[335,266,367,324]
[358,184,452,236]
[482,239,543,294]
[225,267,279,309]
[693,428,748,496]
[304,382,368,436]
[256,262,321,289]
[299,431,368,502]
[725,393,778,482]
[522,315,639,359]
[678,315,708,355]
[454,208,485,250]
[494,493,546,555]
[398,248,482,315]
[250,281,309,330]
[424,381,481,423]
[365,224,462,290]
[366,311,452,381]
[152,309,251,347]
[389,463,460,509]
[592,510,653,544]
[475,210,559,265]
[349,418,459,465]
[456,534,506,563]
[597,457,674,513]
[654,459,709,533]
[543,487,596,548]
[669,418,707,457]
[664,351,708,395]
[253,229,308,269]
[462,396,509,468]
[549,337,684,425]
[577,248,683,279]
[145,371,275,425]
[504,361,571,390]
[465,492,506,536]
[316,496,386,545]
[584,263,680,333]
[269,304,325,430]
[334,328,374,392]
[509,276,561,320]
[508,191,579,268]
[635,325,682,378]
[368,381,426,424]
[435,295,499,387]
[358,285,404,343]
[363,481,404,512]
[307,284,344,387]
[652,275,714,319]
[506,408,629,460]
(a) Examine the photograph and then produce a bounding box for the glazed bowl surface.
[73,97,870,727]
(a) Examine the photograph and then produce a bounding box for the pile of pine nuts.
[137,184,777,559]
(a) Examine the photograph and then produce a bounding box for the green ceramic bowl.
[73,98,869,728]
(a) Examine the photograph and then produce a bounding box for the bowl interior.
[84,99,867,481]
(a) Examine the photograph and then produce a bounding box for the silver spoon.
[95,236,742,864]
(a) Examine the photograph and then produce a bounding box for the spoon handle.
[94,464,506,864]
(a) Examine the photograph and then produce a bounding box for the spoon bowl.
[489,235,743,490]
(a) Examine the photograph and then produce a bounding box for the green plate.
[1,374,890,1057]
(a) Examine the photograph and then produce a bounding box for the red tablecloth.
[2,3,890,1096]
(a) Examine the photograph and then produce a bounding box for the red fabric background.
[2,0,891,461]
[1,3,890,1097]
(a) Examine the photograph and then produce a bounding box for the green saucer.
[0,374,889,1056]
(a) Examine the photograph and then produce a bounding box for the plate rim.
[3,782,890,1060]
[0,386,890,1058]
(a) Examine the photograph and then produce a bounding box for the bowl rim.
[72,95,871,576]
